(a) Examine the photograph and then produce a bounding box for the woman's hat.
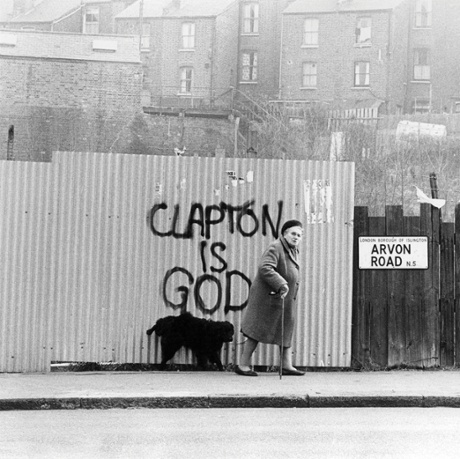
[281,219,303,235]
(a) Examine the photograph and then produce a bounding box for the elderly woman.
[236,220,305,376]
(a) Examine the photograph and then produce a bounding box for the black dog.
[146,312,234,371]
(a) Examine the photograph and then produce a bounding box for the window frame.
[414,0,432,28]
[354,61,370,87]
[181,22,195,49]
[302,18,319,47]
[302,62,317,88]
[242,2,259,35]
[241,51,258,83]
[141,22,150,50]
[355,16,372,45]
[83,6,99,34]
[413,48,430,81]
[179,67,193,94]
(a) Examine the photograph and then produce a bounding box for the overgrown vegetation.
[237,98,460,221]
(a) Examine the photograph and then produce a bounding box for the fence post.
[403,216,423,367]
[420,203,440,367]
[455,204,460,366]
[440,222,455,366]
[386,206,406,367]
[368,216,388,368]
[352,206,369,369]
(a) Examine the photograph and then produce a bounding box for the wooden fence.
[352,203,460,369]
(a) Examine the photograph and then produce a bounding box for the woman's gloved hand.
[279,284,289,299]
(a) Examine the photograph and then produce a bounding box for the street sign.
[359,236,428,269]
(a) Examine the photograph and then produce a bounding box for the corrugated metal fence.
[0,153,355,372]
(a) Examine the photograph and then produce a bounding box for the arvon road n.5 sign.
[359,236,429,269]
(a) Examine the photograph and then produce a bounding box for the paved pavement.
[1,369,459,410]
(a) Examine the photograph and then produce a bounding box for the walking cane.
[279,296,285,380]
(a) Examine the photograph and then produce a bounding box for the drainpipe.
[139,0,144,53]
[234,116,240,156]
[278,10,284,99]
[385,10,393,113]
[405,3,413,113]
[210,21,216,107]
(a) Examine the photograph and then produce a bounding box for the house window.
[413,49,430,80]
[141,22,150,50]
[243,3,259,34]
[180,67,193,93]
[181,22,195,49]
[356,17,371,44]
[84,7,99,34]
[354,61,370,86]
[415,0,432,28]
[303,18,319,46]
[241,51,258,82]
[412,98,430,113]
[302,62,317,87]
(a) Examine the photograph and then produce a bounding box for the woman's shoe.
[281,367,305,376]
[235,365,258,376]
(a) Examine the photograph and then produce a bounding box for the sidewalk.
[1,369,459,410]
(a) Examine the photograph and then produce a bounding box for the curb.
[1,396,460,410]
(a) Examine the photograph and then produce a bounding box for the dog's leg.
[195,353,209,371]
[159,340,182,370]
[208,352,224,371]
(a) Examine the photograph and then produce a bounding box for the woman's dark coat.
[241,237,300,347]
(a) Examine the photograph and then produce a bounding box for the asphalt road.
[2,408,460,458]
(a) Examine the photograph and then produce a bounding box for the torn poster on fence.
[226,170,246,186]
[304,179,334,224]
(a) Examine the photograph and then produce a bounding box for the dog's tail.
[146,316,176,336]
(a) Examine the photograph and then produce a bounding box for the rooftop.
[0,29,140,63]
[116,0,237,19]
[7,0,82,23]
[284,0,405,14]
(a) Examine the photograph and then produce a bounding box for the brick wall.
[214,3,239,98]
[280,9,403,105]
[405,0,433,112]
[154,17,217,98]
[387,0,411,114]
[431,0,460,111]
[0,105,136,161]
[121,4,240,106]
[84,1,135,35]
[0,57,141,110]
[0,52,142,160]
[238,0,290,100]
[0,108,236,161]
[127,114,236,157]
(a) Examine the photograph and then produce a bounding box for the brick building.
[0,0,136,34]
[0,29,142,160]
[3,0,460,162]
[116,0,239,109]
[406,0,460,114]
[279,0,411,114]
[236,0,292,100]
[0,0,83,32]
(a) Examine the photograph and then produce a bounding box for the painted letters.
[154,199,282,315]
